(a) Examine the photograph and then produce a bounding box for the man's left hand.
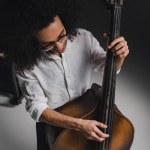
[108,36,129,71]
[108,36,129,59]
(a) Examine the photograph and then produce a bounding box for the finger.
[114,46,129,56]
[113,46,127,56]
[108,36,125,49]
[113,41,127,51]
[117,49,129,58]
[95,121,107,129]
[94,126,109,138]
[90,132,106,142]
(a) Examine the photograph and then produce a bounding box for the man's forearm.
[39,107,109,142]
[116,57,125,71]
[39,108,82,130]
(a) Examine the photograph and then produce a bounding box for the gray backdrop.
[0,0,150,149]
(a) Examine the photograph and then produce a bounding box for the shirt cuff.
[116,68,121,74]
[29,104,49,122]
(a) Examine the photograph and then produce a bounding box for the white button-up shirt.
[16,28,106,121]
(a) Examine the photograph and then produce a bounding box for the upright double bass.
[46,0,134,149]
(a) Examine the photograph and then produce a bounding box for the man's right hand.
[77,119,109,142]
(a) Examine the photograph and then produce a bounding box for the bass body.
[46,84,134,150]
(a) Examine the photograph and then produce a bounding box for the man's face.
[36,16,67,55]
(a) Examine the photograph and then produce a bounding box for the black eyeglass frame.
[39,31,67,52]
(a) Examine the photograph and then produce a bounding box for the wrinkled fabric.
[16,28,106,121]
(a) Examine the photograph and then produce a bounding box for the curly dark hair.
[0,0,81,72]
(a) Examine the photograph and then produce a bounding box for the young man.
[0,0,129,149]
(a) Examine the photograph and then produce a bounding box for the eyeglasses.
[40,30,67,52]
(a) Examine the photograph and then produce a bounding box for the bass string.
[104,2,122,149]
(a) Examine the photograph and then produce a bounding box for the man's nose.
[55,42,64,50]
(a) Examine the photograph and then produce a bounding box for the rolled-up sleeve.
[16,71,49,122]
